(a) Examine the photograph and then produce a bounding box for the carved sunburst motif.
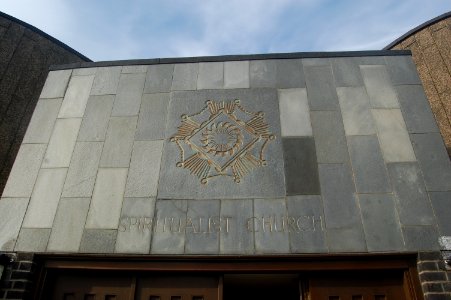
[170,99,275,184]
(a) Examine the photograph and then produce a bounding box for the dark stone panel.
[282,137,320,195]
[304,64,340,110]
[430,191,451,235]
[331,57,364,87]
[276,59,305,88]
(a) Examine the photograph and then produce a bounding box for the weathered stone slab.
[347,135,390,193]
[158,89,285,199]
[0,198,29,251]
[197,62,224,89]
[410,133,451,191]
[279,88,312,137]
[22,168,67,228]
[23,98,62,143]
[171,63,198,91]
[302,58,330,66]
[254,198,290,253]
[250,60,277,88]
[360,65,399,108]
[145,64,174,93]
[337,87,375,135]
[62,142,103,197]
[220,199,254,254]
[42,118,82,168]
[47,198,90,252]
[40,70,72,98]
[116,198,156,254]
[286,196,327,253]
[283,138,320,195]
[122,65,147,73]
[151,200,187,254]
[73,67,97,76]
[304,65,339,110]
[90,66,122,95]
[385,56,422,85]
[429,192,451,235]
[135,93,169,141]
[371,109,416,162]
[224,61,249,89]
[311,111,348,163]
[185,200,220,254]
[359,194,404,252]
[58,75,94,118]
[125,141,163,197]
[395,85,439,133]
[326,227,367,252]
[85,168,128,229]
[318,164,360,229]
[79,229,117,253]
[2,144,46,197]
[331,58,363,87]
[15,228,50,252]
[112,73,146,116]
[402,226,440,251]
[387,162,436,225]
[77,95,114,141]
[276,59,305,88]
[100,117,137,167]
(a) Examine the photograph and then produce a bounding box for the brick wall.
[418,252,451,300]
[0,253,36,300]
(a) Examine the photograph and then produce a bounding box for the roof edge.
[0,10,92,62]
[49,50,411,70]
[384,11,451,50]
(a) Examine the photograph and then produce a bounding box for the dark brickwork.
[0,253,36,300]
[418,251,451,300]
[0,12,90,195]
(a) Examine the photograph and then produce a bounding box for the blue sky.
[2,0,450,61]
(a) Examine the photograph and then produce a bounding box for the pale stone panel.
[111,73,146,116]
[39,70,72,99]
[22,168,67,228]
[197,62,224,89]
[58,75,94,118]
[15,228,51,252]
[224,61,250,89]
[337,87,375,135]
[23,98,62,143]
[279,88,312,136]
[72,68,97,76]
[0,198,29,251]
[85,168,128,229]
[361,65,400,108]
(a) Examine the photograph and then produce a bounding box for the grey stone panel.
[326,227,367,252]
[430,192,451,235]
[302,58,330,66]
[42,118,82,168]
[158,89,286,199]
[220,199,254,254]
[360,65,399,108]
[125,141,163,197]
[151,200,187,254]
[224,61,249,89]
[410,133,451,191]
[100,117,137,167]
[15,228,50,252]
[286,196,328,253]
[357,56,387,65]
[402,226,440,251]
[112,73,146,116]
[337,87,375,136]
[22,98,62,143]
[279,88,312,137]
[387,162,436,225]
[254,198,290,253]
[304,65,339,110]
[318,164,361,229]
[347,135,391,193]
[72,67,97,76]
[22,168,67,228]
[197,62,224,90]
[372,109,416,162]
[276,59,305,88]
[2,144,46,197]
[90,66,122,95]
[116,198,156,254]
[395,85,439,133]
[122,65,148,73]
[144,64,174,93]
[331,58,364,87]
[79,229,117,253]
[78,95,114,141]
[135,93,169,141]
[250,60,277,88]
[385,56,422,85]
[85,168,128,229]
[0,198,28,251]
[171,63,198,91]
[311,111,348,163]
[283,137,320,195]
[62,142,103,197]
[47,198,90,252]
[58,75,95,118]
[359,194,404,252]
[39,69,72,98]
[185,200,220,254]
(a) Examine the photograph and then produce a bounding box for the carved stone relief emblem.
[170,99,275,184]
